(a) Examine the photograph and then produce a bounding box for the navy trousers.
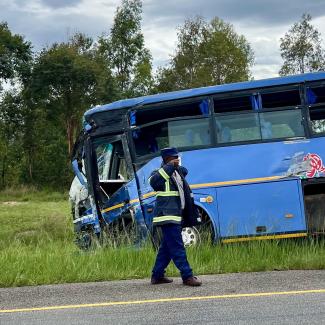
[152,224,193,281]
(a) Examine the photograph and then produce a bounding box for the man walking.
[149,147,202,286]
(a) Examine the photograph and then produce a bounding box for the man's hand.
[168,158,180,167]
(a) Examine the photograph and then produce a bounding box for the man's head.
[161,147,179,165]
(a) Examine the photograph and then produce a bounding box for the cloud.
[1,0,325,80]
[143,0,325,27]
[41,0,81,9]
[0,0,117,50]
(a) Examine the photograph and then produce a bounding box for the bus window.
[95,143,113,181]
[214,95,253,113]
[215,113,261,143]
[259,110,305,139]
[118,158,129,181]
[309,105,325,134]
[307,85,325,105]
[133,99,209,126]
[168,119,211,147]
[94,139,129,197]
[260,89,301,108]
[133,118,210,156]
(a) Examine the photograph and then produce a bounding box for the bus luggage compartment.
[216,178,306,240]
[303,178,325,235]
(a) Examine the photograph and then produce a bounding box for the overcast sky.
[1,0,325,80]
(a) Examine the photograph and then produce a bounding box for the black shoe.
[183,276,202,286]
[151,276,173,284]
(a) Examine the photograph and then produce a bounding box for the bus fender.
[193,201,218,239]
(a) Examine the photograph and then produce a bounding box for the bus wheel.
[182,227,200,247]
[75,229,100,250]
[152,226,199,248]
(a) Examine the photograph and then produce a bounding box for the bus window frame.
[130,115,213,163]
[90,133,135,198]
[304,81,325,138]
[129,95,212,127]
[306,103,325,137]
[214,110,262,144]
[258,84,302,110]
[128,83,325,165]
[214,107,306,144]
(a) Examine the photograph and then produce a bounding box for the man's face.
[165,156,180,166]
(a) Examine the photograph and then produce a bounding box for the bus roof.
[85,72,325,118]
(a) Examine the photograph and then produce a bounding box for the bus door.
[92,134,147,242]
[93,135,130,208]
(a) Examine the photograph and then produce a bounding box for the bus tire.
[151,208,214,249]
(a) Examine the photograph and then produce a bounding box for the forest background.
[1,0,325,191]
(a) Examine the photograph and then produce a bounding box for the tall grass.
[1,238,324,288]
[0,186,68,202]
[0,191,324,288]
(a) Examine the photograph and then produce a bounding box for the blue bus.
[70,72,325,248]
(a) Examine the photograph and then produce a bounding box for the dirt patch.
[1,201,25,206]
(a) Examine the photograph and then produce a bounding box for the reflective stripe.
[153,216,182,223]
[156,191,179,197]
[158,168,170,180]
[165,180,170,192]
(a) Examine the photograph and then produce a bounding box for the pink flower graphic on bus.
[303,153,325,178]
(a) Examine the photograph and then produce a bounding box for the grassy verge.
[0,186,68,202]
[0,193,324,288]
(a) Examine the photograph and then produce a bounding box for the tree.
[155,16,254,92]
[0,91,25,188]
[0,23,32,187]
[30,34,114,156]
[0,22,32,89]
[279,14,325,76]
[98,0,153,97]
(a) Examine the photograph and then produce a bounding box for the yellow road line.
[1,289,324,314]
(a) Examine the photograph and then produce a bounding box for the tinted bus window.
[260,89,301,108]
[215,113,260,143]
[214,96,252,113]
[169,119,211,147]
[133,118,210,156]
[307,85,325,105]
[215,110,305,144]
[133,99,209,126]
[309,105,325,134]
[259,110,304,139]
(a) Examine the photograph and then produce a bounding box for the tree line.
[0,1,324,190]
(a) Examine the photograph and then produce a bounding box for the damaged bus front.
[69,106,148,249]
[70,72,325,249]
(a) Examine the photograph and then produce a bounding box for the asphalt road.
[0,270,324,324]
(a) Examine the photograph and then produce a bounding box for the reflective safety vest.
[149,164,193,226]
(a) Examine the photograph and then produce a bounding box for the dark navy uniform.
[149,152,201,282]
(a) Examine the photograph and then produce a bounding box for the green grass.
[0,191,324,288]
[0,186,68,202]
